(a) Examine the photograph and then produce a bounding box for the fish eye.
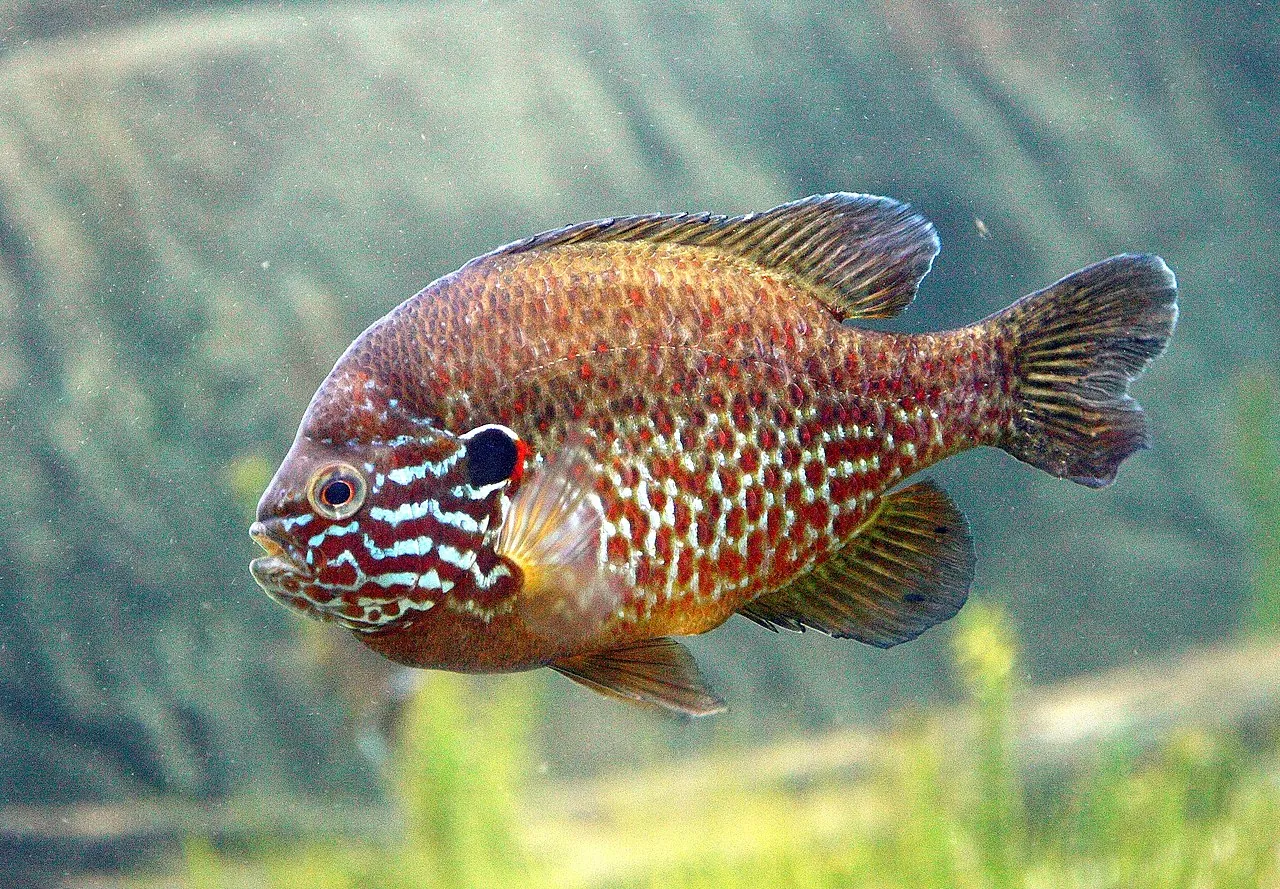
[462,424,521,488]
[307,462,367,520]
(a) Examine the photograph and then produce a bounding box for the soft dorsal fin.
[479,192,940,321]
[739,480,974,647]
[550,637,726,716]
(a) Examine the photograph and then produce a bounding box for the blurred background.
[0,1,1276,886]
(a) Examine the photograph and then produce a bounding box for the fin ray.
[476,192,940,321]
[994,254,1178,487]
[739,480,974,648]
[551,638,726,716]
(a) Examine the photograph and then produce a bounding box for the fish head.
[250,365,530,631]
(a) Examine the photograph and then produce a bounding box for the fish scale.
[382,243,1006,627]
[251,192,1176,714]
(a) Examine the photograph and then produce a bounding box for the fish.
[250,193,1177,716]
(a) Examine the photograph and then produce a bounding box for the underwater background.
[0,1,1276,886]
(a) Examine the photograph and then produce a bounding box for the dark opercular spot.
[466,426,520,488]
[903,592,926,604]
[935,526,948,535]
[322,479,354,507]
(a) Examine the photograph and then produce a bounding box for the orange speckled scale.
[362,241,1003,640]
[252,192,1177,714]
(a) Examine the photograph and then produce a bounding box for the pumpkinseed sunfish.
[250,193,1177,715]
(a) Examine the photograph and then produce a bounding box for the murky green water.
[1,2,1276,886]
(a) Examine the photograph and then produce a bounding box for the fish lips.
[249,520,311,597]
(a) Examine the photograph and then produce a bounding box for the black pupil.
[467,427,519,488]
[322,479,353,507]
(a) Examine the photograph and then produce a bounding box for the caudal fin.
[996,254,1177,487]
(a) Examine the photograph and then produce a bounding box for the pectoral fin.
[740,480,974,647]
[497,436,624,642]
[551,638,727,716]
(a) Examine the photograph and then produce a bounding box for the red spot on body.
[655,528,673,564]
[681,424,699,451]
[739,447,760,473]
[803,501,830,529]
[744,486,764,523]
[651,455,675,481]
[726,505,746,538]
[700,499,722,546]
[804,460,825,487]
[673,499,692,535]
[767,505,785,534]
[747,530,767,567]
[624,501,646,537]
[829,474,860,506]
[605,497,625,522]
[762,465,781,489]
[649,486,668,514]
[781,445,802,470]
[675,548,694,588]
[607,534,630,564]
[655,405,676,436]
[719,548,744,579]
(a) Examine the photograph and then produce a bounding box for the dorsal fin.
[739,480,974,647]
[478,192,940,321]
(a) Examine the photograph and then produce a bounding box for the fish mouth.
[249,521,309,590]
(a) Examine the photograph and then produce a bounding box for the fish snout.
[249,520,310,593]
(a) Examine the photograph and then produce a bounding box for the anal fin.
[740,480,974,647]
[551,637,726,716]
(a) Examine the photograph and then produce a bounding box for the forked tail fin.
[995,254,1178,487]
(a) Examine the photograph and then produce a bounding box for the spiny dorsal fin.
[479,193,940,321]
[551,637,727,717]
[740,480,974,647]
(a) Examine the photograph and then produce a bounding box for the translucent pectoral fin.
[740,480,974,647]
[551,637,727,717]
[496,436,623,641]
